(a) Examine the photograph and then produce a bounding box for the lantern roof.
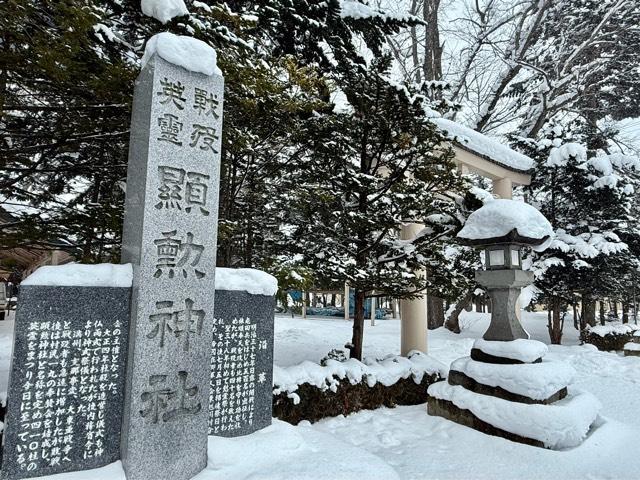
[457,199,553,250]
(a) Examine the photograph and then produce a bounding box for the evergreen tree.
[273,56,464,359]
[518,124,640,343]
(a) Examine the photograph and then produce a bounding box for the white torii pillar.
[344,282,350,321]
[492,177,524,322]
[400,223,428,355]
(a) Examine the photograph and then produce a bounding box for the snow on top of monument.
[273,351,447,398]
[473,338,548,363]
[141,0,189,24]
[427,383,601,449]
[587,322,640,337]
[624,342,640,351]
[432,117,535,172]
[142,32,222,77]
[215,268,278,296]
[457,199,553,249]
[451,357,575,401]
[22,263,133,288]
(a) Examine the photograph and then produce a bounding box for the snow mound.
[587,323,640,337]
[273,351,447,395]
[546,143,587,167]
[215,268,278,296]
[432,117,535,172]
[451,357,575,400]
[624,342,640,351]
[457,199,553,250]
[142,32,222,76]
[473,338,548,363]
[428,383,601,449]
[21,263,133,288]
[141,0,189,24]
[340,1,415,21]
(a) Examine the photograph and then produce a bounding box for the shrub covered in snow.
[273,352,446,424]
[580,323,640,351]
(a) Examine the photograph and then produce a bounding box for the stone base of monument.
[623,342,640,357]
[427,339,601,449]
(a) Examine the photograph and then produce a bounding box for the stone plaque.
[0,285,130,480]
[209,290,274,437]
[120,53,223,480]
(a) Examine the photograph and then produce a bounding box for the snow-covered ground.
[1,311,640,480]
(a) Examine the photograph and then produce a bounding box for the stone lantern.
[456,199,552,342]
[427,200,600,451]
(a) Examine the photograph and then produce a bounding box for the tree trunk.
[582,294,596,328]
[445,290,473,334]
[572,303,579,330]
[427,296,445,329]
[547,299,564,344]
[622,303,629,324]
[349,289,367,360]
[599,301,606,326]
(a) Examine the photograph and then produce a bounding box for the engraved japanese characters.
[120,53,223,480]
[0,285,130,480]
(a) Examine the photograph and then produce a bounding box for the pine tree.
[272,54,464,359]
[517,124,640,343]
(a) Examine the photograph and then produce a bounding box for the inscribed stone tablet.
[120,53,223,480]
[209,290,274,437]
[0,285,130,480]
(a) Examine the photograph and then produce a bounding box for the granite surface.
[0,285,130,480]
[209,290,274,437]
[475,269,532,341]
[120,54,223,480]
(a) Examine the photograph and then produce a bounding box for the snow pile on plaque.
[22,263,133,288]
[215,267,278,296]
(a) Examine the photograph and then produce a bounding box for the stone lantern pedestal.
[475,269,532,341]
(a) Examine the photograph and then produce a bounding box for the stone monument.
[208,268,277,437]
[0,264,131,480]
[119,50,223,480]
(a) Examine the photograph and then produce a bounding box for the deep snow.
[1,311,640,479]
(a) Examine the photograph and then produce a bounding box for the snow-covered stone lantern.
[428,199,601,450]
[457,199,553,341]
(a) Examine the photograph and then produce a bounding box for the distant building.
[0,206,76,281]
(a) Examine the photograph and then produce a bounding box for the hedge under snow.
[587,323,640,337]
[273,352,447,401]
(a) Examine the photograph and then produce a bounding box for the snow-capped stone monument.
[427,199,601,449]
[119,32,223,480]
[0,264,132,480]
[208,268,277,437]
